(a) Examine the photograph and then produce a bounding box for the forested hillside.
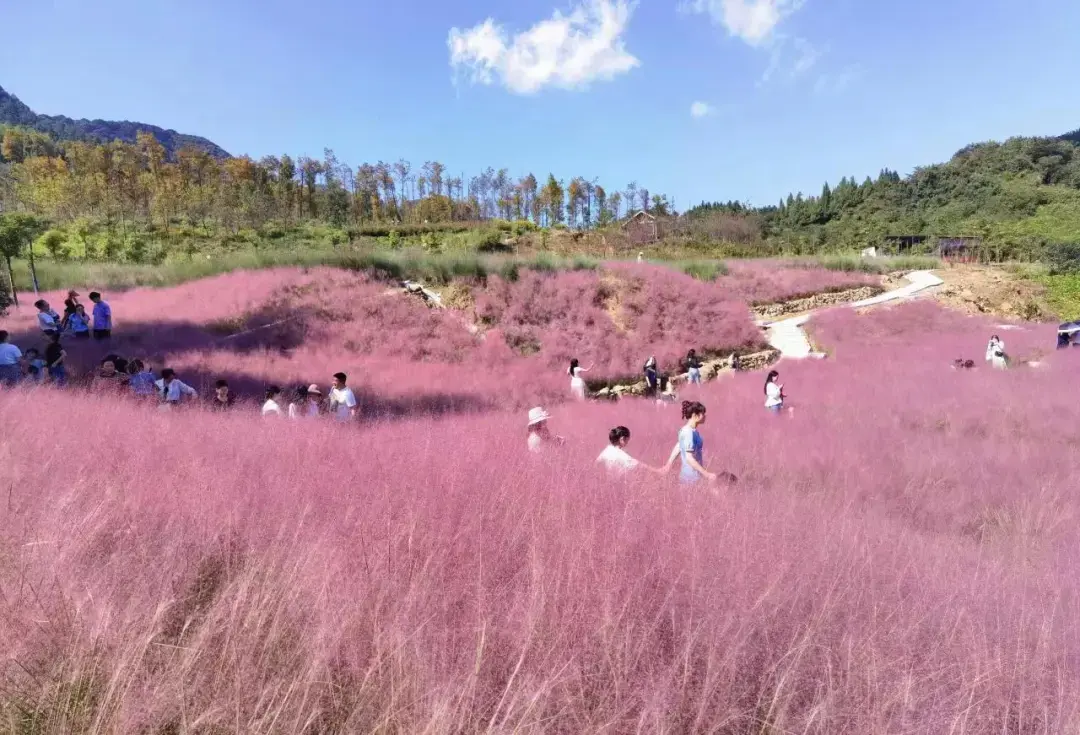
[0,85,229,159]
[690,135,1080,259]
[1,82,1079,271]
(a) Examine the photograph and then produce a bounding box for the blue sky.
[3,0,1080,209]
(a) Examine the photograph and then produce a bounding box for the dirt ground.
[927,265,1053,321]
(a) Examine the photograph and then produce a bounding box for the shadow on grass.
[3,317,495,423]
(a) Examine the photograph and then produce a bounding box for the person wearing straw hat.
[527,407,564,452]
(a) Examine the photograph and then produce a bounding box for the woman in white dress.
[568,359,590,401]
[986,335,1007,369]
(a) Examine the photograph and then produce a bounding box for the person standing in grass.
[986,334,1008,370]
[92,359,125,392]
[527,407,564,453]
[262,386,284,417]
[67,304,91,339]
[569,358,590,401]
[155,368,198,407]
[61,290,81,330]
[89,292,112,339]
[127,360,157,399]
[597,426,664,475]
[643,356,659,398]
[685,349,702,385]
[44,334,67,386]
[665,401,717,484]
[328,372,358,422]
[0,331,22,386]
[764,370,785,415]
[289,384,321,418]
[35,300,60,338]
[210,379,235,410]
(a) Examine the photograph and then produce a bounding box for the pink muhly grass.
[3,299,1080,731]
[724,259,879,303]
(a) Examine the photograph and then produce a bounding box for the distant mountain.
[0,84,230,159]
[1063,128,1080,145]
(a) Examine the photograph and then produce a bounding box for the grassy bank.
[801,254,944,274]
[6,248,601,293]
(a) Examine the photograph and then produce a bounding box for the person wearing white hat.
[527,407,563,452]
[289,384,322,418]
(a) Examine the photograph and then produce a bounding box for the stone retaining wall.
[753,286,882,320]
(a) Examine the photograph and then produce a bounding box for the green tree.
[0,212,45,304]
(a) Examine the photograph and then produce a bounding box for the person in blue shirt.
[67,303,92,339]
[126,360,157,398]
[89,291,112,339]
[665,400,717,484]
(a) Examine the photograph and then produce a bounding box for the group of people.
[528,399,742,485]
[535,366,791,485]
[255,374,358,421]
[568,353,786,414]
[0,329,366,421]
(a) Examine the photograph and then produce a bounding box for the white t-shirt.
[262,399,283,417]
[0,343,21,366]
[765,382,783,407]
[329,387,357,420]
[597,444,640,473]
[38,312,58,332]
[528,432,543,452]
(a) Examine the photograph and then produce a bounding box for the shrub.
[1045,242,1080,275]
[36,229,71,261]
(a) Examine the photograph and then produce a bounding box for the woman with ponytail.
[665,400,717,484]
[568,358,590,401]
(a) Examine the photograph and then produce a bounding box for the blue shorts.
[767,404,782,415]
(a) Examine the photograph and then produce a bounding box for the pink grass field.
[0,262,872,410]
[3,295,1080,732]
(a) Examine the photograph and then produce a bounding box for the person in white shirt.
[288,384,322,418]
[527,407,564,452]
[155,368,198,406]
[986,335,1007,369]
[0,330,22,386]
[34,299,60,337]
[764,370,785,415]
[261,386,284,417]
[568,358,590,400]
[597,426,664,475]
[328,372,358,421]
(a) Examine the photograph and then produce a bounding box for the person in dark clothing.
[685,349,702,384]
[44,335,67,386]
[643,356,659,398]
[211,379,235,410]
[61,290,81,330]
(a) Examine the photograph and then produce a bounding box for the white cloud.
[690,101,713,118]
[760,34,819,83]
[682,0,804,46]
[813,65,863,95]
[447,0,640,94]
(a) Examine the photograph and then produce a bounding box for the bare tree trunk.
[27,240,39,294]
[5,255,18,307]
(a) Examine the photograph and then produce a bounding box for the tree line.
[0,125,672,234]
[687,136,1080,259]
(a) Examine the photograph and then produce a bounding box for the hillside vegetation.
[2,88,1080,317]
[692,134,1080,258]
[0,84,229,159]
